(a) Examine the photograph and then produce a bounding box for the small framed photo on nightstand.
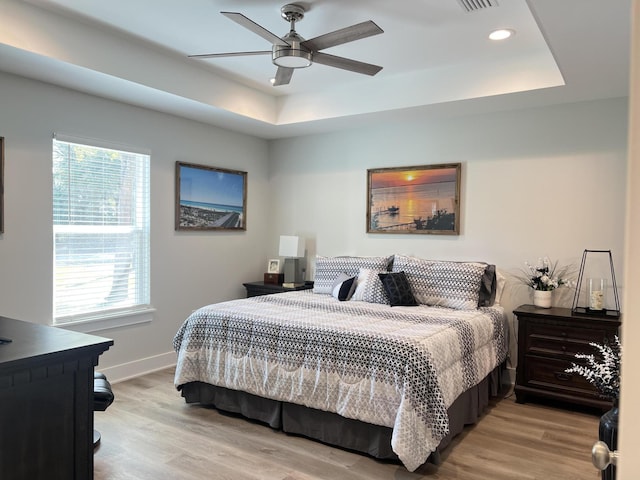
[267,259,281,274]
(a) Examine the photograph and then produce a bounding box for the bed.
[173,254,508,472]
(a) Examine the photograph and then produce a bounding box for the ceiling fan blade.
[301,21,383,51]
[313,52,382,76]
[221,11,289,47]
[189,51,271,59]
[273,67,294,86]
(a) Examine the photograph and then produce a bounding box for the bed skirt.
[179,363,504,465]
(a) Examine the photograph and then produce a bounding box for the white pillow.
[494,271,506,305]
[351,268,388,304]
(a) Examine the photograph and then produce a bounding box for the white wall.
[0,71,271,378]
[269,97,629,375]
[0,68,629,384]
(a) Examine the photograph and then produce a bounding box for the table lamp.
[279,235,305,284]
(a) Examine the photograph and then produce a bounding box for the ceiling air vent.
[457,0,499,12]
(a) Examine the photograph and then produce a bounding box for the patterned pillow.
[391,255,485,310]
[378,272,418,307]
[313,255,392,294]
[331,273,357,301]
[350,268,388,304]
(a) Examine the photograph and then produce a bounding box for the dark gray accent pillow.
[478,264,497,307]
[378,271,418,307]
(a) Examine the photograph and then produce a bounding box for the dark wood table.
[513,305,620,410]
[243,281,314,297]
[0,316,113,479]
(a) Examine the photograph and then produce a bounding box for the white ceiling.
[0,0,632,139]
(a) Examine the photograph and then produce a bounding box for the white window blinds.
[52,136,150,324]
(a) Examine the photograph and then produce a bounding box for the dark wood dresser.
[513,304,621,410]
[0,316,113,479]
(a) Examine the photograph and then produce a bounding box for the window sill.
[54,306,155,334]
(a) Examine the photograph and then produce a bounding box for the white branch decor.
[566,335,622,400]
[515,257,574,291]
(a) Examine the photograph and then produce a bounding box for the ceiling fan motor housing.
[272,31,312,68]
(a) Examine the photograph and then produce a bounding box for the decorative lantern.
[571,249,621,318]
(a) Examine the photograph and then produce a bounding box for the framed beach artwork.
[175,161,247,231]
[366,163,461,235]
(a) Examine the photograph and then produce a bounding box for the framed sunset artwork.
[366,163,461,235]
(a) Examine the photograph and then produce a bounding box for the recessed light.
[489,29,515,41]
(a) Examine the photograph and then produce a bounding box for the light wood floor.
[94,368,601,480]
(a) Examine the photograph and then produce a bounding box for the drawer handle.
[555,372,572,381]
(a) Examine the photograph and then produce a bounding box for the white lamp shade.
[279,235,305,258]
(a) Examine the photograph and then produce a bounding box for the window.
[52,135,150,325]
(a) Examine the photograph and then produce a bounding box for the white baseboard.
[98,351,177,383]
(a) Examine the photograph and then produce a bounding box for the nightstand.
[243,281,314,298]
[513,304,621,410]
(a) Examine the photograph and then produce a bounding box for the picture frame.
[267,258,281,274]
[0,137,4,234]
[175,161,247,231]
[366,163,461,235]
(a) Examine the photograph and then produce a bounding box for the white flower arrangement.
[516,257,573,291]
[566,335,622,400]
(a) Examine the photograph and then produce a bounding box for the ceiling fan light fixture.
[272,47,312,68]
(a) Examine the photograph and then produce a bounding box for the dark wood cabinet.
[243,281,314,297]
[0,316,113,479]
[513,304,621,410]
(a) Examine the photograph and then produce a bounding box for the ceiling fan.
[189,3,384,86]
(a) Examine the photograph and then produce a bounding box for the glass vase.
[589,278,606,311]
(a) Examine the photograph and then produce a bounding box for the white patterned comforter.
[173,290,507,471]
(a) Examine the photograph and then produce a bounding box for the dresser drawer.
[524,322,610,356]
[526,321,610,343]
[523,355,597,396]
